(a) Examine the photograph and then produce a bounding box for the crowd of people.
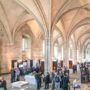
[10,65,70,90]
[80,63,90,83]
[34,66,70,90]
[45,67,70,90]
[10,64,41,83]
[0,62,90,90]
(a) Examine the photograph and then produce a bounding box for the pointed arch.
[0,2,12,43]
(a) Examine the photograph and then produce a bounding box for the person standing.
[31,66,35,72]
[35,66,39,73]
[55,73,61,90]
[62,73,70,90]
[44,72,50,89]
[64,67,69,75]
[15,68,20,81]
[52,70,56,90]
[11,68,16,83]
[59,70,64,88]
[35,72,41,90]
[0,77,7,90]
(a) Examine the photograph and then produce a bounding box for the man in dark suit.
[62,73,70,90]
[0,77,7,90]
[52,70,55,90]
[11,68,16,83]
[35,72,41,90]
[44,72,50,89]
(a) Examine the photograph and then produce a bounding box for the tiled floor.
[0,73,90,90]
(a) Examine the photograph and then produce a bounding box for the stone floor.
[0,73,90,90]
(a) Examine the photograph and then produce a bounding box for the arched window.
[54,43,58,58]
[86,45,90,61]
[22,35,31,59]
[22,36,29,51]
[42,40,45,56]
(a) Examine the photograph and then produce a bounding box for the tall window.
[69,43,73,60]
[54,43,58,58]
[22,38,25,51]
[22,37,29,51]
[42,40,45,57]
[86,45,90,61]
[22,36,31,59]
[69,48,72,59]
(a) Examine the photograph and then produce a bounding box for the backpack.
[55,76,60,82]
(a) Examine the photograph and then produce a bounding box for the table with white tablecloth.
[11,81,30,90]
[24,74,37,90]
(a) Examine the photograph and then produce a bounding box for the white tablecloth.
[24,75,37,90]
[12,81,29,88]
[24,75,37,85]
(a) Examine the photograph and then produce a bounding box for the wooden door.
[53,61,57,71]
[69,61,72,68]
[41,61,44,73]
[60,61,63,67]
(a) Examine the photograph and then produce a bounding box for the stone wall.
[0,24,43,74]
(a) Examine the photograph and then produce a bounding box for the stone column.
[0,39,2,74]
[79,50,82,63]
[44,36,50,74]
[77,49,80,63]
[50,36,53,72]
[63,41,69,68]
[73,49,77,65]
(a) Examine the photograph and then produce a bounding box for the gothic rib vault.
[0,0,90,74]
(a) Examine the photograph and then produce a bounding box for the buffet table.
[11,81,30,90]
[24,74,37,89]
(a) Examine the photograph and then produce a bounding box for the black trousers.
[63,86,70,90]
[11,76,15,83]
[63,87,68,90]
[45,82,49,89]
[16,75,20,81]
[37,80,41,89]
[52,80,55,90]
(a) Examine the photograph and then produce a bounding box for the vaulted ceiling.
[0,0,90,49]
